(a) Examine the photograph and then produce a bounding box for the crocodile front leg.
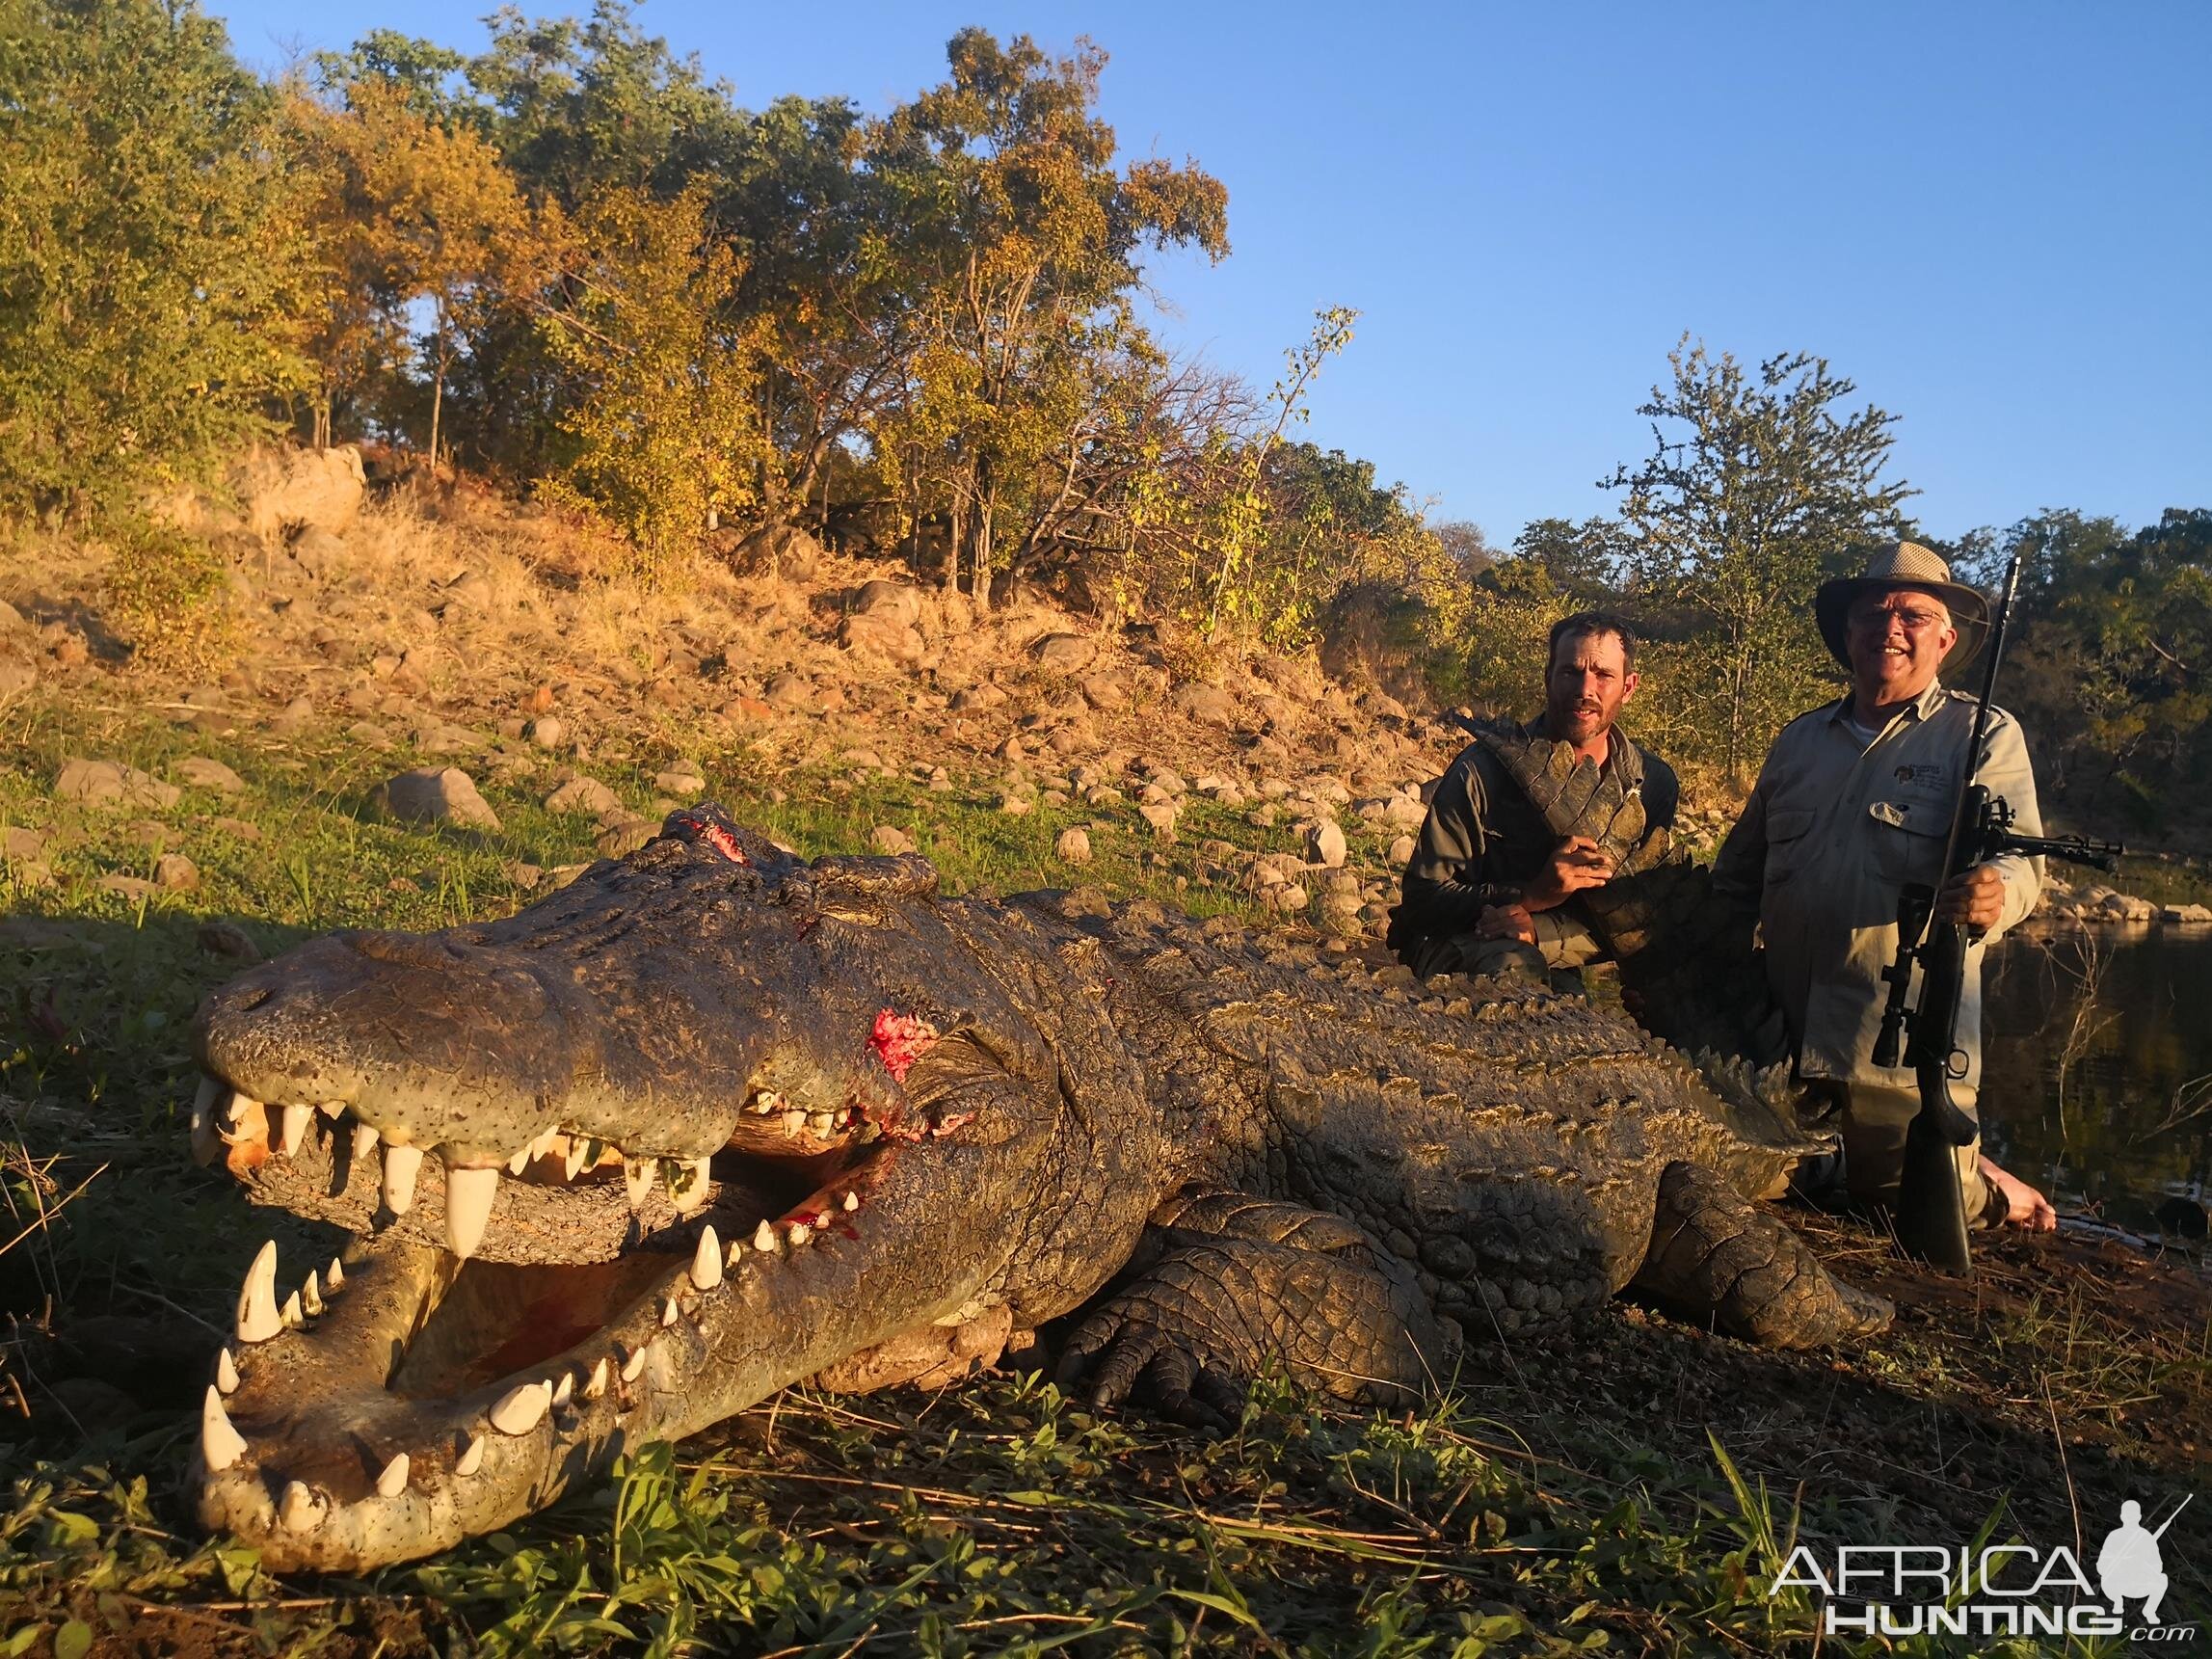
[1630,1161,1894,1348]
[1054,1194,1457,1426]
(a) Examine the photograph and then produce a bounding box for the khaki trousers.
[1792,1080,1996,1227]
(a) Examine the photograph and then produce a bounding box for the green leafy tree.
[867,28,1229,611]
[1606,337,1916,773]
[540,183,769,575]
[0,0,309,512]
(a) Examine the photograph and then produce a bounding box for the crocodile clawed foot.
[1055,1312,1242,1432]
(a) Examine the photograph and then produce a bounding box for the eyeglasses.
[1847,605,1950,634]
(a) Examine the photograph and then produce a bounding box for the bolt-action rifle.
[1874,556,2123,1274]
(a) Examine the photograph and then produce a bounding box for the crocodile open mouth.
[190,1071,891,1569]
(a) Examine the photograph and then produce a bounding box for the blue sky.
[209,0,2210,548]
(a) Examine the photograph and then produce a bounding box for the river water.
[1980,925,2212,1229]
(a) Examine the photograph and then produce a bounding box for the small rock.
[762,672,815,712]
[197,920,260,961]
[1033,633,1096,674]
[1079,673,1127,710]
[1054,827,1093,866]
[852,579,923,627]
[1171,682,1239,728]
[209,816,262,842]
[2,826,47,861]
[999,793,1033,816]
[502,861,544,891]
[55,759,180,811]
[544,776,624,817]
[1138,800,1179,840]
[871,825,918,855]
[371,766,502,832]
[654,767,706,797]
[1389,833,1418,866]
[152,852,199,891]
[174,756,245,795]
[1307,819,1348,869]
[1273,884,1310,913]
[97,874,156,900]
[526,715,567,750]
[595,816,658,857]
[1384,794,1428,831]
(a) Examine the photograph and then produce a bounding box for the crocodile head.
[188,808,1068,1571]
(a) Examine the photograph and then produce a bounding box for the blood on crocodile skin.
[672,811,748,864]
[868,1009,938,1083]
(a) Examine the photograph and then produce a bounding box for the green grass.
[0,691,2201,1654]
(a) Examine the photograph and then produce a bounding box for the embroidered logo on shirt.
[1893,763,1948,792]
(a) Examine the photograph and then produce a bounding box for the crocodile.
[188,806,1890,1572]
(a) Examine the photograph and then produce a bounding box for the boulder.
[762,672,816,712]
[871,825,918,855]
[543,776,625,818]
[174,757,245,795]
[654,766,706,797]
[1306,819,1348,869]
[371,767,501,832]
[839,610,925,663]
[56,759,179,811]
[1079,673,1127,710]
[1054,827,1093,866]
[853,580,923,627]
[734,522,823,580]
[595,816,657,858]
[1033,633,1096,675]
[234,444,366,542]
[153,852,200,891]
[1171,682,1239,728]
[285,525,349,579]
[525,716,566,750]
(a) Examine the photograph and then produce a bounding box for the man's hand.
[1524,836,1613,912]
[1936,864,2006,932]
[1476,903,1535,945]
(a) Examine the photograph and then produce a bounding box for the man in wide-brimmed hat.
[1713,541,2057,1231]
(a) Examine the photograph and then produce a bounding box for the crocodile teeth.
[623,1159,654,1211]
[621,1344,648,1382]
[317,1100,344,1119]
[532,1127,559,1161]
[753,1219,779,1253]
[724,1239,744,1271]
[748,1088,783,1116]
[444,1166,499,1260]
[352,1121,381,1161]
[660,1295,680,1327]
[584,1356,609,1400]
[190,1076,223,1165]
[301,1271,324,1318]
[218,1091,264,1144]
[690,1225,723,1291]
[455,1433,486,1477]
[280,1291,305,1330]
[787,1221,813,1246]
[216,1347,239,1395]
[807,1111,835,1137]
[563,1137,590,1181]
[235,1240,281,1344]
[279,1481,320,1532]
[201,1385,248,1471]
[382,1144,424,1215]
[550,1371,574,1408]
[842,1191,860,1212]
[489,1380,550,1435]
[326,1256,344,1293]
[277,1103,311,1157]
[375,1452,410,1498]
[671,1157,712,1215]
[780,1110,807,1136]
[506,1144,531,1176]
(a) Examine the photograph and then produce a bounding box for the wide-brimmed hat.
[1814,541,1989,671]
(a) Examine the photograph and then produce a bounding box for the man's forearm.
[1399,870,1523,936]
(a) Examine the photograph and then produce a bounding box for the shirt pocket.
[1763,806,1818,887]
[1866,799,1947,890]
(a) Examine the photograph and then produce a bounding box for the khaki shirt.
[1711,681,2043,1091]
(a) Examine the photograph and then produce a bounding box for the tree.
[539,183,769,574]
[1606,338,1916,774]
[866,29,1228,610]
[0,0,309,511]
[1511,516,1619,598]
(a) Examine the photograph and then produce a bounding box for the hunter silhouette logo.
[2100,1496,2189,1625]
